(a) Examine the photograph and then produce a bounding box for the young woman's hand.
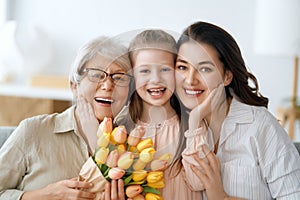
[75,95,99,152]
[189,84,227,135]
[21,177,96,200]
[190,145,227,200]
[101,179,125,200]
[191,145,244,200]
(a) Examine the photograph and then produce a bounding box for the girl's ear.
[223,70,233,86]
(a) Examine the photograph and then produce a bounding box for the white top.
[185,97,300,199]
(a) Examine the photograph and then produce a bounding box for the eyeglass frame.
[82,67,133,87]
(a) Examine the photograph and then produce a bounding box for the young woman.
[0,36,132,200]
[127,29,203,199]
[176,21,300,199]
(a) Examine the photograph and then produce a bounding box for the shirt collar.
[53,106,76,134]
[226,97,254,124]
[218,96,254,146]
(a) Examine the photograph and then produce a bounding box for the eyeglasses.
[82,68,132,87]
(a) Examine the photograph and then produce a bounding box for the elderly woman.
[0,36,132,200]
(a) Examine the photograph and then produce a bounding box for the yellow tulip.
[129,146,138,153]
[158,153,172,164]
[128,126,145,146]
[125,185,143,198]
[97,117,112,137]
[145,193,162,200]
[112,125,127,144]
[97,132,110,148]
[137,138,153,152]
[150,159,168,171]
[132,194,145,200]
[147,178,165,188]
[147,171,163,183]
[118,152,134,170]
[139,147,155,163]
[133,159,147,171]
[94,147,109,164]
[132,170,148,182]
[117,144,127,154]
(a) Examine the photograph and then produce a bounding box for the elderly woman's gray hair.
[70,36,131,84]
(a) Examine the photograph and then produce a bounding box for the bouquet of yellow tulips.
[79,117,172,200]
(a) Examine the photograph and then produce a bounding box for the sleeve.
[0,122,28,200]
[181,120,215,191]
[258,113,300,199]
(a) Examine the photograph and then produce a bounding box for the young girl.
[176,21,300,199]
[127,29,202,199]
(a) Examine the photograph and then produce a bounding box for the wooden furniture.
[277,56,299,140]
[0,84,72,126]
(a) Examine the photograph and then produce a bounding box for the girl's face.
[133,49,175,107]
[73,54,130,121]
[175,41,232,110]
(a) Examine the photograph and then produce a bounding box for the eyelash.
[198,67,212,73]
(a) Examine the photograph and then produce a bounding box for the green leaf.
[142,186,161,195]
[127,180,146,185]
[101,164,109,174]
[123,174,132,186]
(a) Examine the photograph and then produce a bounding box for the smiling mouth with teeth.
[185,89,203,95]
[147,88,166,96]
[95,97,114,104]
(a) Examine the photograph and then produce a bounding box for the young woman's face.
[175,41,232,110]
[133,49,175,107]
[74,54,130,121]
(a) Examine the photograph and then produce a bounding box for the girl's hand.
[101,179,125,200]
[21,177,96,200]
[75,95,99,152]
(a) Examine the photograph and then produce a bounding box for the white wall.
[6,0,296,116]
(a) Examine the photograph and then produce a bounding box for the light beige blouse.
[0,106,90,200]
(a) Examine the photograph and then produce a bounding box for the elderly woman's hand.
[75,95,99,152]
[21,177,96,200]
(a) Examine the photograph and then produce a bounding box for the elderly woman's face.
[75,54,130,121]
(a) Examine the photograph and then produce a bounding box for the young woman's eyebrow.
[196,61,216,67]
[176,58,188,64]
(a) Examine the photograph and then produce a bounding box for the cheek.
[113,87,129,103]
[175,72,184,87]
[166,74,176,90]
[77,81,97,102]
[134,76,146,90]
[203,74,223,90]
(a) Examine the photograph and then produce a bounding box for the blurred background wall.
[0,0,297,118]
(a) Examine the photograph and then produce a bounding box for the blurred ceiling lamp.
[254,0,300,139]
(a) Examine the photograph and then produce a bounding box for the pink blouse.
[138,115,203,200]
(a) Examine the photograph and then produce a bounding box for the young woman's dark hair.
[177,21,269,108]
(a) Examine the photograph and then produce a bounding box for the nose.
[185,67,199,85]
[149,70,161,83]
[99,76,114,90]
